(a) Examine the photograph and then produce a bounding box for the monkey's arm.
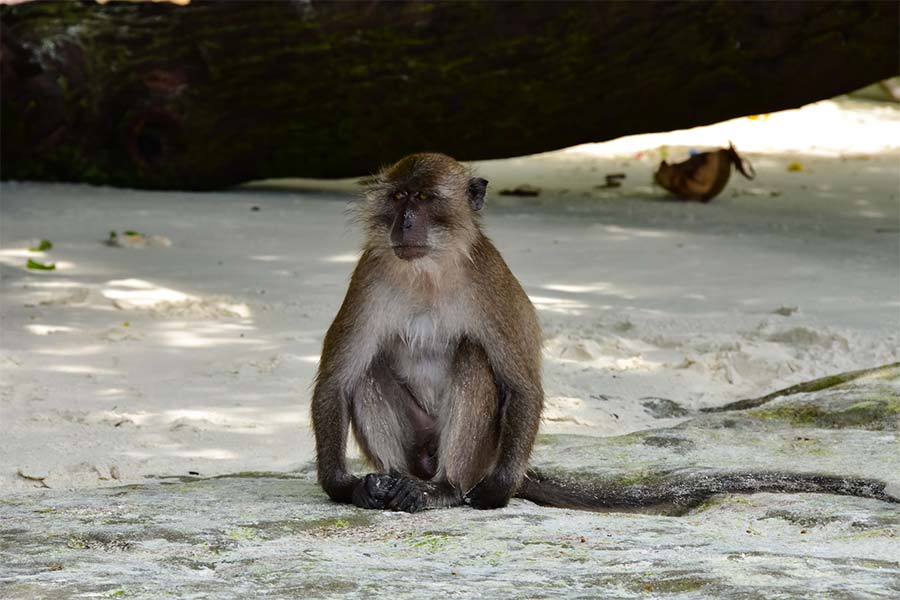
[313,328,398,508]
[311,254,393,507]
[311,366,357,503]
[466,247,544,509]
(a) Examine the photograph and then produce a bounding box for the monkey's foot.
[465,472,516,510]
[351,473,398,509]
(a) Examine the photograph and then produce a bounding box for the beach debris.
[654,142,755,202]
[498,184,541,197]
[17,468,50,488]
[26,259,56,271]
[786,161,805,172]
[640,397,690,418]
[106,230,172,248]
[772,305,799,317]
[28,239,53,252]
[597,173,626,189]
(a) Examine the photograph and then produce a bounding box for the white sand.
[1,98,898,493]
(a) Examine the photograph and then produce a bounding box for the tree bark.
[2,0,897,190]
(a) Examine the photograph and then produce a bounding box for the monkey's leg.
[385,340,500,513]
[349,357,438,509]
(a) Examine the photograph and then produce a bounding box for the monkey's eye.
[417,191,429,201]
[393,191,405,201]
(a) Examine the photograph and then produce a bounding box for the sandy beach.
[1,97,898,494]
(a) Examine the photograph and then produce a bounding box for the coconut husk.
[654,142,755,202]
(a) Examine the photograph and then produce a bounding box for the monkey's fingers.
[385,478,427,513]
[351,473,397,509]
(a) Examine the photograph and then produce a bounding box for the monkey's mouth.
[392,245,429,260]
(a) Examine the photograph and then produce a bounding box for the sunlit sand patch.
[23,281,84,289]
[602,225,670,239]
[323,252,361,264]
[542,397,593,426]
[0,247,76,271]
[543,334,664,373]
[102,278,251,319]
[169,448,239,460]
[157,329,258,348]
[0,248,40,261]
[563,99,900,157]
[47,364,119,375]
[543,283,613,294]
[528,295,589,316]
[25,324,80,336]
[34,345,105,357]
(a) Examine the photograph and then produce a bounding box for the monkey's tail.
[516,468,899,516]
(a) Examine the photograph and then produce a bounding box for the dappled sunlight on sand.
[528,295,589,316]
[0,246,76,271]
[156,327,260,349]
[248,255,283,262]
[32,344,106,357]
[322,252,361,264]
[102,278,251,318]
[47,364,119,375]
[103,278,194,306]
[25,324,81,336]
[126,448,240,461]
[601,225,671,239]
[541,282,635,301]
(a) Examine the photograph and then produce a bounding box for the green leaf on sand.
[26,259,56,271]
[29,239,53,252]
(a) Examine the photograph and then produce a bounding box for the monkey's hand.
[351,473,398,510]
[465,471,517,510]
[384,477,431,513]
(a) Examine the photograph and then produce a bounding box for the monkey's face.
[364,153,488,262]
[387,189,435,260]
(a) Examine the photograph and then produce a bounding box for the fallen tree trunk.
[2,1,897,189]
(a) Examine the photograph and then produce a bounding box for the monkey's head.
[363,153,488,262]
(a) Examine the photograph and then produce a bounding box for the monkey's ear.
[468,177,488,211]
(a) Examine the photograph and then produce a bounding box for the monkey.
[310,152,898,515]
[311,152,538,512]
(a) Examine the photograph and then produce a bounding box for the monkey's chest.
[387,314,459,415]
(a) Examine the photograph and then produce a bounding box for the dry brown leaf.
[654,143,755,202]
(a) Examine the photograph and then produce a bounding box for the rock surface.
[2,377,898,599]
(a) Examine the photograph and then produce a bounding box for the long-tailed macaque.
[311,153,897,514]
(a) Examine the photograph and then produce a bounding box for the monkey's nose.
[402,208,414,230]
